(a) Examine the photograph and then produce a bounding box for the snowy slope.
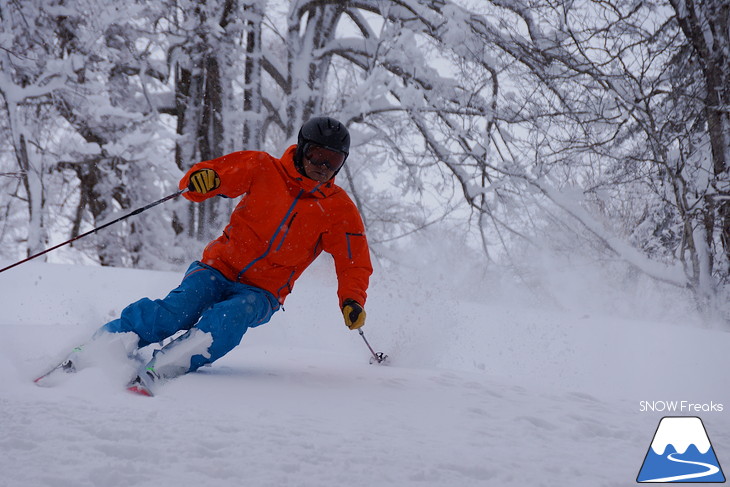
[1,259,728,487]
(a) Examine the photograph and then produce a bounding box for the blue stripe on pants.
[101,261,279,372]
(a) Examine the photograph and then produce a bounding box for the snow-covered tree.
[0,0,179,267]
[1,0,728,320]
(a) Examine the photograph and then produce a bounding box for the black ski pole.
[358,329,388,364]
[0,189,186,275]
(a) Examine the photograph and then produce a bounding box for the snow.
[1,256,729,486]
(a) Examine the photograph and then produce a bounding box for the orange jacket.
[179,145,372,307]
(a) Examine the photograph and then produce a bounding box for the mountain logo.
[637,416,725,483]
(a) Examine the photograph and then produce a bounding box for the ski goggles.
[304,144,347,172]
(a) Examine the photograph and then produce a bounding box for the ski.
[33,359,75,385]
[33,347,83,386]
[126,379,154,397]
[125,366,162,397]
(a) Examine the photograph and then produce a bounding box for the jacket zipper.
[237,189,304,281]
[275,212,298,252]
[276,270,297,302]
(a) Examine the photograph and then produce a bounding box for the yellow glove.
[342,299,366,330]
[188,169,220,194]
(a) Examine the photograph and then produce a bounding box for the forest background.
[1,0,729,323]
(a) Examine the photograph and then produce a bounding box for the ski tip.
[33,377,53,387]
[127,385,154,397]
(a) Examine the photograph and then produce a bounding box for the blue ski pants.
[100,261,280,372]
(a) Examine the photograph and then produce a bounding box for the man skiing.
[37,116,373,395]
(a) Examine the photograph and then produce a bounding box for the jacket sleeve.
[321,198,373,307]
[179,151,267,202]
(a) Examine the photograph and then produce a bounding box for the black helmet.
[298,116,350,154]
[295,117,350,173]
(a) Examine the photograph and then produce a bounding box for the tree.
[669,0,730,286]
[1,0,728,321]
[446,0,730,314]
[1,0,177,267]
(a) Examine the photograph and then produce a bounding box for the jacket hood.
[279,145,341,198]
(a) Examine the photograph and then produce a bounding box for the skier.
[38,116,372,395]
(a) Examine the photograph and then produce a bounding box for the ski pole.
[0,189,186,274]
[358,329,388,364]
